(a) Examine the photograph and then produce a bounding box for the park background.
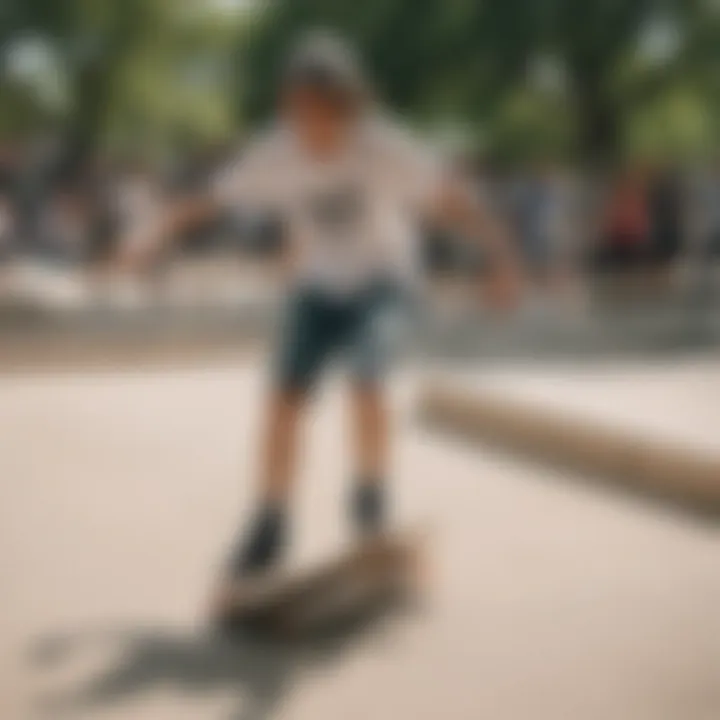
[1,5,720,720]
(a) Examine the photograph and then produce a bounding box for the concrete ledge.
[418,382,720,517]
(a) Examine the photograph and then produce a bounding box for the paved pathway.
[1,360,718,720]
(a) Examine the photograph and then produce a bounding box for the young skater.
[122,31,521,582]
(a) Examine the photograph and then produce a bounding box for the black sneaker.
[212,507,288,632]
[228,506,286,579]
[351,482,385,536]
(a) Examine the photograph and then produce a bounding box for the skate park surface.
[1,355,719,720]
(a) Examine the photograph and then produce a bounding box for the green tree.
[0,0,243,168]
[236,0,719,162]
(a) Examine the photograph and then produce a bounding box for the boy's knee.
[271,384,311,408]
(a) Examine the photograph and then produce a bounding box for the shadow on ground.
[28,604,405,720]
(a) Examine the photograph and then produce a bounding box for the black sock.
[352,480,385,534]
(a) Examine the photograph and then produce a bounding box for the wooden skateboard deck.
[211,527,428,640]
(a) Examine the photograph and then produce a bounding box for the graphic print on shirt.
[305,183,365,244]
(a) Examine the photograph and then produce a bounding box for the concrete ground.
[1,357,719,720]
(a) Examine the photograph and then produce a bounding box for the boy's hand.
[433,177,524,313]
[113,196,216,276]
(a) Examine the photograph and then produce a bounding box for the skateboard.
[211,527,428,640]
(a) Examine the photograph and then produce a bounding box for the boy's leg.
[227,389,304,576]
[350,383,388,483]
[227,291,336,577]
[347,285,405,534]
[260,389,306,506]
[349,382,389,533]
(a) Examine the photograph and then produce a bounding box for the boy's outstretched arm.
[116,194,220,273]
[432,176,524,309]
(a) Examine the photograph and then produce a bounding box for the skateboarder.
[121,31,522,585]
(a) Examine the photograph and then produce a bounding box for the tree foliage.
[238,0,720,162]
[1,0,718,164]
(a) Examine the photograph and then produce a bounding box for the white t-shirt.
[213,115,444,294]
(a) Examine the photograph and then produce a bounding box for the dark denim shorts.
[274,281,406,392]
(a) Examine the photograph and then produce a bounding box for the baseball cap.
[283,30,368,102]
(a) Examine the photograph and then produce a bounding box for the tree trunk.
[573,79,622,167]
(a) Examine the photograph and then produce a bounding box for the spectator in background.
[0,193,16,298]
[420,153,499,300]
[595,165,651,281]
[83,158,122,271]
[37,185,90,265]
[647,164,684,288]
[708,160,720,257]
[540,162,583,297]
[690,159,720,258]
[0,145,22,261]
[0,193,16,263]
[0,146,18,196]
[114,162,166,274]
[684,158,720,307]
[510,159,577,297]
[510,163,547,284]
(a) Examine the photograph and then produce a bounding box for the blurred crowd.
[430,157,720,300]
[1,139,719,307]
